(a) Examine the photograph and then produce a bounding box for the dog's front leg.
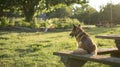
[77,41,82,48]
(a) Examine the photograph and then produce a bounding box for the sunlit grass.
[0,25,120,67]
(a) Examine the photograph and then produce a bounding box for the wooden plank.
[95,35,120,40]
[53,51,120,66]
[97,48,118,54]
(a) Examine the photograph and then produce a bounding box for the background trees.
[99,3,120,24]
[0,0,88,22]
[72,5,98,24]
[0,0,120,28]
[72,3,120,25]
[0,0,18,17]
[47,5,73,18]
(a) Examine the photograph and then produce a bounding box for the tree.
[84,6,97,24]
[99,3,120,24]
[17,0,41,22]
[72,5,97,24]
[47,5,73,18]
[0,0,18,17]
[0,0,88,22]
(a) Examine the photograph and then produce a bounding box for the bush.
[15,20,30,27]
[48,18,83,29]
[30,18,40,28]
[39,21,46,27]
[15,20,22,27]
[22,21,31,27]
[0,21,1,26]
[0,17,10,27]
[34,18,47,28]
[9,20,15,26]
[0,17,83,29]
[30,22,40,28]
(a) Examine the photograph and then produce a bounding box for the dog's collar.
[75,32,84,39]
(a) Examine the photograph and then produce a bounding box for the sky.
[89,0,120,11]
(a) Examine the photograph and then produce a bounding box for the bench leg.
[115,40,120,50]
[111,40,120,58]
[61,57,87,67]
[110,51,120,58]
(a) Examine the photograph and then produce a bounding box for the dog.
[70,24,97,55]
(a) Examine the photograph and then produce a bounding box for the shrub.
[39,20,47,28]
[9,18,15,26]
[22,21,30,27]
[0,17,10,27]
[30,22,40,28]
[9,20,15,26]
[15,20,23,27]
[0,17,82,29]
[48,18,83,29]
[0,21,1,26]
[15,20,30,27]
[30,18,49,28]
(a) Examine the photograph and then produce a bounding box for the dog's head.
[70,24,83,37]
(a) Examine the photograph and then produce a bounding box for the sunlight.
[89,0,120,11]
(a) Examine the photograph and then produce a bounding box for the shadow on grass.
[0,37,9,40]
[0,27,71,33]
[0,43,6,46]
[1,26,119,35]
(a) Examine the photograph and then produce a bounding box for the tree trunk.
[22,0,35,22]
[23,7,35,22]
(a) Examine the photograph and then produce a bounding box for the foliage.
[9,18,15,26]
[72,3,120,25]
[0,26,120,67]
[0,17,10,27]
[29,18,82,29]
[15,20,30,27]
[0,0,18,17]
[0,0,88,22]
[99,3,120,24]
[47,18,82,29]
[72,5,98,24]
[0,17,82,29]
[47,5,73,18]
[1,0,120,26]
[30,19,41,28]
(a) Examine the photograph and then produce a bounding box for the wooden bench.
[54,35,120,67]
[53,48,120,67]
[96,35,120,57]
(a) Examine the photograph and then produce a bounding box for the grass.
[0,26,120,67]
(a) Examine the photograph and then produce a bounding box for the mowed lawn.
[0,25,120,67]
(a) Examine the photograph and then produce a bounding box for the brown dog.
[70,24,97,55]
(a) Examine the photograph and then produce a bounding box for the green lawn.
[0,26,120,67]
